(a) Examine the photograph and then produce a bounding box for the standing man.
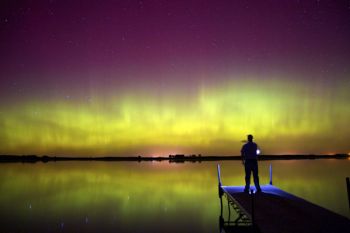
[241,134,262,193]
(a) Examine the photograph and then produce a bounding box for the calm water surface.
[0,159,349,233]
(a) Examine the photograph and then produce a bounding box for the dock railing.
[217,164,223,198]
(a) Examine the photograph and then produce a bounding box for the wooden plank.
[222,185,350,233]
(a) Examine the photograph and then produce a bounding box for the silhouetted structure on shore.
[0,154,348,163]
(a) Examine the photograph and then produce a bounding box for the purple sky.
[2,1,349,93]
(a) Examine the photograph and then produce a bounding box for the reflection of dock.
[217,165,350,233]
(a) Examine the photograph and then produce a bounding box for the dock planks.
[222,185,350,233]
[218,165,350,233]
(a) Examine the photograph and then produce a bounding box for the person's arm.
[241,146,245,165]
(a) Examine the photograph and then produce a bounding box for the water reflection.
[0,160,349,233]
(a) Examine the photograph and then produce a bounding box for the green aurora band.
[1,78,349,156]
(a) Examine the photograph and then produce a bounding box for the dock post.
[227,198,231,220]
[269,164,273,185]
[217,164,223,198]
[346,177,350,209]
[217,164,224,217]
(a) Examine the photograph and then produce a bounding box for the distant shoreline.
[0,154,349,163]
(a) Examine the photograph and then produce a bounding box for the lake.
[0,159,349,233]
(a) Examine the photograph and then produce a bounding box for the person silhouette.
[241,134,261,193]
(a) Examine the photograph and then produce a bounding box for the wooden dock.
[217,164,350,233]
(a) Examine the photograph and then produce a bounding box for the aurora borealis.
[1,1,350,156]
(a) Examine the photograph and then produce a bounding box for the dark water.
[0,159,349,233]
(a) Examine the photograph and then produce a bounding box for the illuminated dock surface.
[218,166,350,233]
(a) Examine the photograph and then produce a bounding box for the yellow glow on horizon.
[0,78,349,156]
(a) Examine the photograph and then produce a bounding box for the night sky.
[1,0,350,156]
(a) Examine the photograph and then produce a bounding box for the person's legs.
[244,161,251,192]
[252,160,261,191]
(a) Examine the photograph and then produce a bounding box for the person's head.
[247,134,253,142]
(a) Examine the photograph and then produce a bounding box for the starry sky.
[0,0,350,156]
